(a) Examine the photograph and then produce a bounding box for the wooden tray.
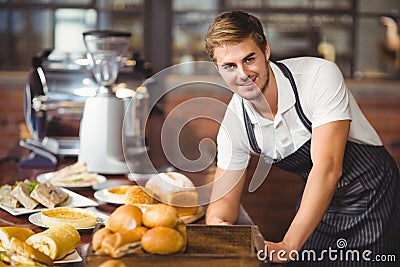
[85,224,267,267]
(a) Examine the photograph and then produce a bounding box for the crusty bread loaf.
[26,224,80,260]
[145,172,198,216]
[141,226,184,255]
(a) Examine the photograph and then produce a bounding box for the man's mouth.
[238,76,257,87]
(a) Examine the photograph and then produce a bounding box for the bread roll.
[141,226,184,255]
[92,226,144,258]
[125,185,154,205]
[106,205,142,233]
[92,227,112,251]
[100,230,142,258]
[145,172,198,216]
[142,204,179,228]
[26,224,80,260]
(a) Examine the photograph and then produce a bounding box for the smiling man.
[204,11,400,266]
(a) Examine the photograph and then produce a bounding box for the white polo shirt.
[217,57,382,170]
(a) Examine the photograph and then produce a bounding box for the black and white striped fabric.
[242,62,400,266]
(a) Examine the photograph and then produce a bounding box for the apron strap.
[242,100,262,154]
[274,61,312,132]
[242,61,312,154]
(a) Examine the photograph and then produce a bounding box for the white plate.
[0,188,99,216]
[28,208,109,230]
[94,188,125,205]
[54,250,82,264]
[36,172,107,188]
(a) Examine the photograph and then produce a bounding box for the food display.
[0,180,69,210]
[40,207,98,228]
[26,224,80,260]
[92,203,186,258]
[0,226,53,266]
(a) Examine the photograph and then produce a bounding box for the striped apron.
[243,62,400,266]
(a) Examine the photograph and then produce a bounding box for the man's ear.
[264,41,271,60]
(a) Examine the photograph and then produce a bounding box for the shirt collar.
[272,62,296,116]
[243,62,296,126]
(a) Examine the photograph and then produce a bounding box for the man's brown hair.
[205,11,267,61]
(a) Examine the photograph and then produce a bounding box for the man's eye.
[245,57,255,63]
[222,64,234,70]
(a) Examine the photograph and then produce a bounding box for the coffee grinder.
[78,30,131,174]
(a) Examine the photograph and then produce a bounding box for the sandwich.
[0,185,18,209]
[49,162,98,187]
[10,181,38,210]
[0,226,53,266]
[30,182,69,209]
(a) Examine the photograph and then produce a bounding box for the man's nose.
[237,65,249,80]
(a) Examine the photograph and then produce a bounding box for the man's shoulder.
[279,56,336,73]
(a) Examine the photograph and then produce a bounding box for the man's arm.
[206,167,247,225]
[266,120,350,262]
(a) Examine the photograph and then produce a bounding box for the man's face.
[214,37,270,101]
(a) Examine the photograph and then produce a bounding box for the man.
[205,11,400,266]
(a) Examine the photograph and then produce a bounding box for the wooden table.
[0,145,272,267]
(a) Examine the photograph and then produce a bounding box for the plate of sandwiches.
[97,172,205,224]
[0,180,99,216]
[36,162,107,188]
